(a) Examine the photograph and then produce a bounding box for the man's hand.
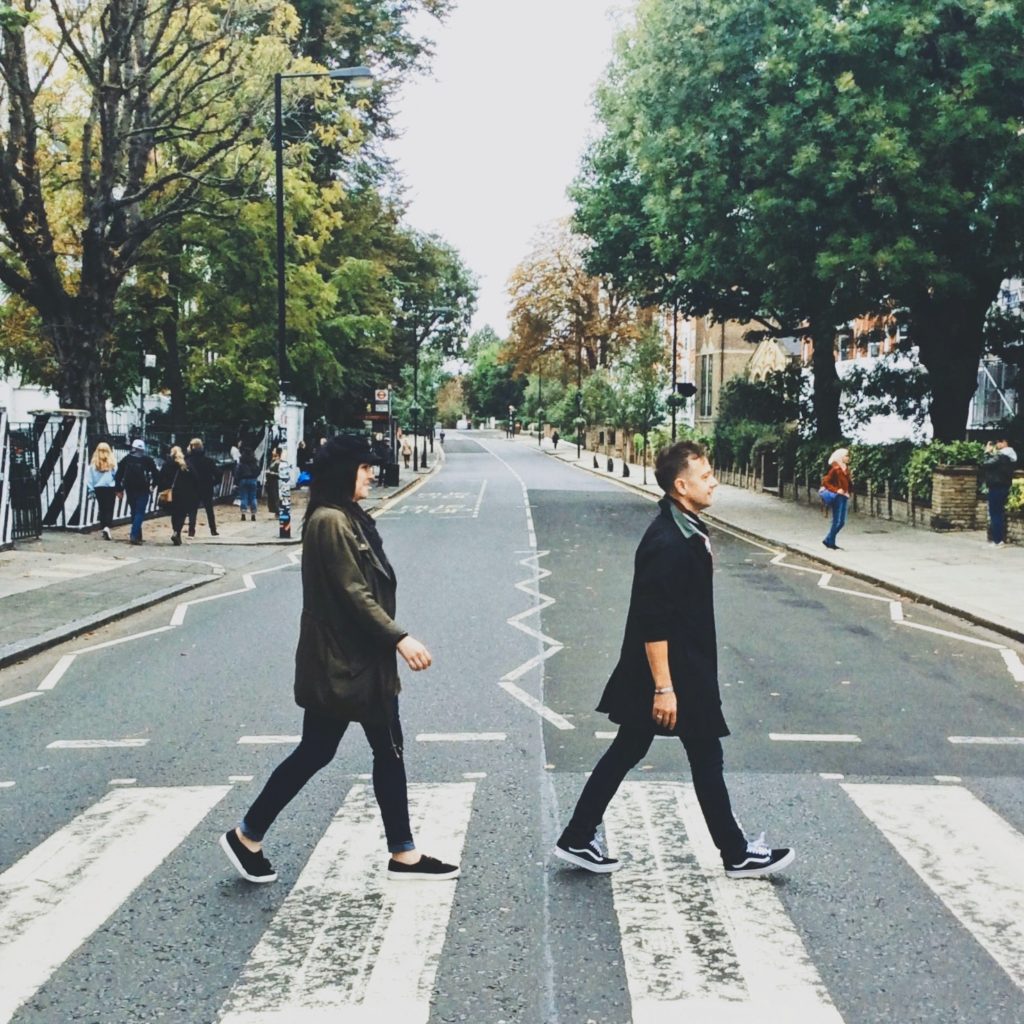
[652,690,677,731]
[397,636,432,671]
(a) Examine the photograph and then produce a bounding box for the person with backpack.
[114,439,158,545]
[235,444,261,522]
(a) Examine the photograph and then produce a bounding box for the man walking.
[114,438,158,545]
[983,437,1018,547]
[186,438,220,536]
[554,440,794,878]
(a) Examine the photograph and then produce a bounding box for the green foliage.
[462,330,526,419]
[905,441,985,503]
[848,441,916,500]
[1007,480,1024,515]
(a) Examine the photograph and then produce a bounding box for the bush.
[713,418,767,469]
[1006,479,1024,514]
[849,441,916,499]
[905,441,984,503]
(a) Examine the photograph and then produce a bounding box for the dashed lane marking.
[47,739,149,749]
[415,732,506,742]
[948,736,1024,746]
[237,735,300,745]
[769,733,862,743]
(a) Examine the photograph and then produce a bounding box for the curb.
[537,446,1024,647]
[0,566,226,670]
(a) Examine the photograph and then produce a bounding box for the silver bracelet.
[654,686,673,695]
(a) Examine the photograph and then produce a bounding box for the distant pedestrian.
[186,438,220,537]
[296,440,312,474]
[265,446,283,516]
[552,429,560,450]
[554,441,794,878]
[373,433,390,486]
[157,445,199,546]
[439,429,445,445]
[87,442,118,541]
[218,435,459,884]
[235,444,260,521]
[821,448,852,550]
[114,439,158,545]
[401,438,412,469]
[983,438,1018,547]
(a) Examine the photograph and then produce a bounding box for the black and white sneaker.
[554,834,622,873]
[387,854,460,881]
[219,829,277,883]
[724,833,794,878]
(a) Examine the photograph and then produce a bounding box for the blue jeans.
[824,494,848,547]
[241,701,414,853]
[237,478,258,513]
[988,485,1010,543]
[561,727,747,864]
[127,491,149,541]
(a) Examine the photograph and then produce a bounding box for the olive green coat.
[293,504,407,722]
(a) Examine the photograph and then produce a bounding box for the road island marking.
[0,785,229,1023]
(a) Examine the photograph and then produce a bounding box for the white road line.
[108,778,137,786]
[415,732,506,742]
[769,733,861,743]
[215,782,475,1024]
[37,655,76,691]
[1000,649,1024,683]
[73,625,177,654]
[237,735,300,745]
[843,783,1024,991]
[473,478,487,518]
[0,692,41,708]
[498,680,574,730]
[898,620,1007,650]
[228,775,254,783]
[0,782,15,789]
[46,739,149,749]
[0,785,229,1023]
[819,773,845,780]
[948,736,1024,746]
[462,772,487,779]
[604,782,843,1023]
[934,775,961,783]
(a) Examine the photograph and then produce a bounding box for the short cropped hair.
[655,440,708,494]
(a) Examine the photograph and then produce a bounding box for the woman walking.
[235,443,260,521]
[158,445,200,546]
[821,447,852,550]
[87,442,118,540]
[219,435,459,883]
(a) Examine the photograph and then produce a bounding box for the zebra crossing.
[1,778,1022,1023]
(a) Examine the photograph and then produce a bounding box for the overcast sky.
[386,1,627,336]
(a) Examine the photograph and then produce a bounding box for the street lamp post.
[576,334,583,459]
[537,362,543,447]
[274,66,373,401]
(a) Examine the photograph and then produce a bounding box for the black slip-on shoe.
[386,854,460,881]
[219,829,277,883]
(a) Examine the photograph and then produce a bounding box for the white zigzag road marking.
[769,552,1023,687]
[21,551,303,700]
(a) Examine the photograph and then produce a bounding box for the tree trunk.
[911,291,991,442]
[162,230,188,425]
[46,309,109,433]
[808,312,842,440]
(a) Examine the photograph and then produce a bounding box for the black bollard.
[593,455,599,469]
[622,463,630,478]
[607,457,614,472]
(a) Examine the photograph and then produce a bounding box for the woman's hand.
[652,690,677,731]
[397,636,432,671]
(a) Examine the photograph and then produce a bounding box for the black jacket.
[235,451,260,481]
[114,451,158,495]
[187,450,219,498]
[157,458,200,507]
[597,496,728,738]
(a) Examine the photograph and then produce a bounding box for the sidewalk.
[0,456,436,669]
[517,433,1024,644]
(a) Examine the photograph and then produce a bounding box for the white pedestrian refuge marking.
[215,782,475,1024]
[843,783,1024,991]
[604,782,844,1023]
[0,785,229,1023]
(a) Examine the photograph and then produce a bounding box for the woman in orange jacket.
[821,448,852,549]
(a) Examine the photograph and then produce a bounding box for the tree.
[614,327,668,482]
[461,327,526,420]
[505,219,645,380]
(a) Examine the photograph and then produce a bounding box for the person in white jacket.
[86,442,118,540]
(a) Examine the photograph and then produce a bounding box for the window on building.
[699,354,714,417]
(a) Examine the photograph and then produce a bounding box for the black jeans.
[562,726,747,864]
[188,497,218,534]
[240,700,414,853]
[94,486,116,529]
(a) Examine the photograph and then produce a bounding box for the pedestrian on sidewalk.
[265,446,283,517]
[552,429,560,450]
[219,435,459,884]
[554,440,794,878]
[114,439,158,545]
[157,445,199,546]
[983,438,1018,546]
[234,444,260,521]
[401,438,412,469]
[86,442,118,541]
[186,438,219,537]
[821,448,852,550]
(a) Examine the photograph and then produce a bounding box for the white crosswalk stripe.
[0,785,230,1023]
[2,778,1023,1021]
[843,783,1024,992]
[214,782,476,1024]
[605,781,844,1023]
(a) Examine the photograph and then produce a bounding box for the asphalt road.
[1,431,1022,1024]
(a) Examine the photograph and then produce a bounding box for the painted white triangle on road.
[215,781,476,1024]
[0,785,230,1023]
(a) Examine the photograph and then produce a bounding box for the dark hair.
[654,440,708,494]
[303,438,360,527]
